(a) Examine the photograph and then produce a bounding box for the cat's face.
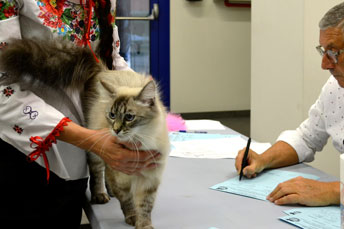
[103,80,157,142]
[106,95,156,141]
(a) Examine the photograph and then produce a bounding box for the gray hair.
[319,2,344,30]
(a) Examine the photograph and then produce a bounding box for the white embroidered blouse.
[0,0,129,180]
[278,76,344,162]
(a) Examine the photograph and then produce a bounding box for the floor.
[80,111,250,228]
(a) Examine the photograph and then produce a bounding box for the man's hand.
[235,141,300,179]
[235,148,266,178]
[267,177,340,206]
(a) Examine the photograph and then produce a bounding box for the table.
[83,128,338,229]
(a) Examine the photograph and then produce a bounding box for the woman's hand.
[86,129,161,175]
[57,122,161,175]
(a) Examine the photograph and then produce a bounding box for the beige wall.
[251,0,304,142]
[170,0,251,113]
[170,0,341,177]
[251,0,342,177]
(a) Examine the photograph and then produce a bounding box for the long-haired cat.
[0,38,170,229]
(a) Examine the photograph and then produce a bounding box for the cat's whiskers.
[98,99,111,103]
[134,133,158,150]
[99,133,113,158]
[127,135,141,172]
[133,135,158,166]
[86,131,112,153]
[133,132,156,142]
[72,129,110,148]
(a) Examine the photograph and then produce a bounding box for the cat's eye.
[109,112,116,119]
[124,113,135,121]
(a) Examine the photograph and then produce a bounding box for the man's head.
[319,2,344,87]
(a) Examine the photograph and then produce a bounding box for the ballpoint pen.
[239,137,251,181]
[178,130,207,133]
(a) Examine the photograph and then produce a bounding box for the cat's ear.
[100,79,116,95]
[136,80,156,106]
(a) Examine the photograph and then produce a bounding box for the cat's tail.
[0,38,102,89]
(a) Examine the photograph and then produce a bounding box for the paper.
[169,132,271,159]
[210,170,319,201]
[169,132,239,142]
[184,120,226,130]
[279,206,340,229]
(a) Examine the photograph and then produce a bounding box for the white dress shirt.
[278,76,344,162]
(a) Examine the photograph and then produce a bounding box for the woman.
[0,0,159,227]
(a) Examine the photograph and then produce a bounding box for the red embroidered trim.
[0,42,8,49]
[27,117,72,183]
[13,125,23,134]
[39,0,66,17]
[80,0,100,63]
[3,86,15,97]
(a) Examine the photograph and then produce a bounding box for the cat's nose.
[113,122,123,135]
[113,126,122,134]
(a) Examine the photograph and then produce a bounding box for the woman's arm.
[56,121,160,174]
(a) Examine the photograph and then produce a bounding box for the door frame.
[150,0,170,108]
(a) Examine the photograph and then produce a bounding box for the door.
[116,0,170,108]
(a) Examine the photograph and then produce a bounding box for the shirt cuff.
[28,117,71,182]
[277,130,315,163]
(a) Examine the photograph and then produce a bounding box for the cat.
[0,38,170,229]
[85,70,170,229]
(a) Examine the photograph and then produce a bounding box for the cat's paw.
[135,225,154,229]
[91,193,111,204]
[125,215,136,226]
[135,221,153,229]
[107,189,115,197]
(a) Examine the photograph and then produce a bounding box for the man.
[235,2,344,206]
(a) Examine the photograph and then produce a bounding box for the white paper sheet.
[279,206,340,229]
[169,135,271,159]
[211,170,319,201]
[184,120,226,130]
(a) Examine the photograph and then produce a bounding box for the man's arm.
[235,141,339,206]
[235,140,299,178]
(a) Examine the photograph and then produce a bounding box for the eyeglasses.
[316,45,344,64]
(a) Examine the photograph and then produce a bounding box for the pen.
[239,137,251,181]
[178,130,208,134]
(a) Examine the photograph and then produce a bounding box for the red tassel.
[99,0,106,8]
[107,13,114,24]
[80,0,100,63]
[27,117,72,183]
